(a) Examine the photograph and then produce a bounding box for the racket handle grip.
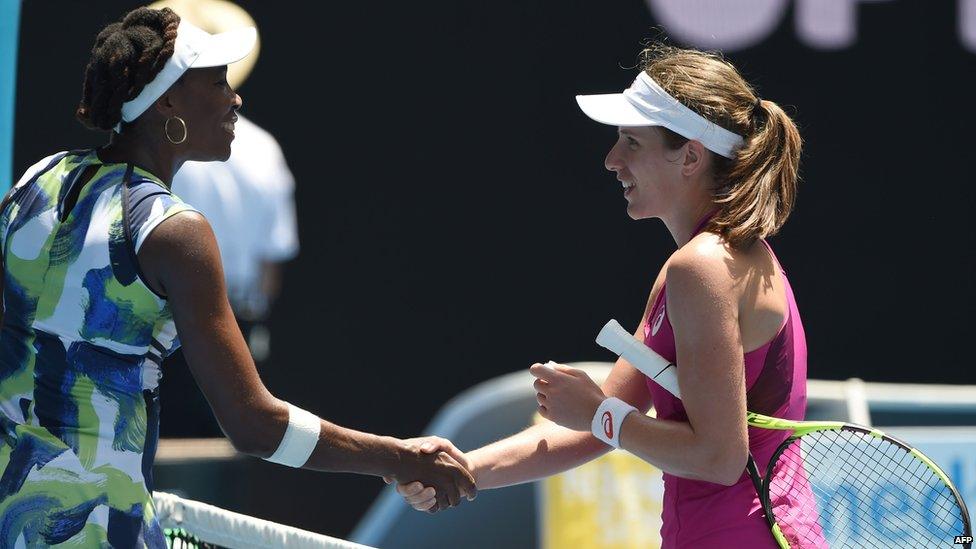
[596,319,681,398]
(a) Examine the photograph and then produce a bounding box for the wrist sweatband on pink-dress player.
[591,397,637,448]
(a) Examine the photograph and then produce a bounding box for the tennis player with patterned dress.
[0,7,474,547]
[393,45,809,547]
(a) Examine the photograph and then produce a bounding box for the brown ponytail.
[76,7,181,131]
[714,99,802,247]
[641,44,803,248]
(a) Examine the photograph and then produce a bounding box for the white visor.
[576,72,745,159]
[116,20,256,131]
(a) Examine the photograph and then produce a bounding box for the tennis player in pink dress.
[393,44,808,547]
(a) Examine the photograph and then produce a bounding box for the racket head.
[760,424,972,549]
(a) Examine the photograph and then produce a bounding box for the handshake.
[383,436,477,513]
[384,360,610,513]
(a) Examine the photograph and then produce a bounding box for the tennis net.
[154,491,375,549]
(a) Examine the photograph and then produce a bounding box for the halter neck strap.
[691,210,719,238]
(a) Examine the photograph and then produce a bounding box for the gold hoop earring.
[164,116,188,145]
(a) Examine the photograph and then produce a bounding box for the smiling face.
[603,126,690,220]
[166,66,242,161]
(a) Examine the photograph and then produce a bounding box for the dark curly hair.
[76,7,181,131]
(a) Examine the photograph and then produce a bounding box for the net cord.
[153,491,375,549]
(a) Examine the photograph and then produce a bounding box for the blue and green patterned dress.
[0,150,197,547]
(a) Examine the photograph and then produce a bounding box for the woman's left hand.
[529,362,606,431]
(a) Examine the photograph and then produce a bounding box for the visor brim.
[576,93,664,128]
[191,27,257,69]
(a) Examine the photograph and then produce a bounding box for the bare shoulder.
[142,211,216,257]
[138,211,221,296]
[665,233,736,292]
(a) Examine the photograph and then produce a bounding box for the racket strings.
[771,437,862,546]
[845,432,962,530]
[766,430,965,548]
[838,432,957,543]
[771,444,916,549]
[805,432,957,547]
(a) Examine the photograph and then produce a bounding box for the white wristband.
[591,397,637,448]
[265,402,321,467]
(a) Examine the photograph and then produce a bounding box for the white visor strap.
[114,21,211,133]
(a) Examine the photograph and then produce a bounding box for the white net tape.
[153,492,375,549]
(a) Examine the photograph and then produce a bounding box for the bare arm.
[396,344,653,510]
[466,264,677,490]
[139,212,475,506]
[397,274,668,510]
[469,354,651,489]
[525,247,749,485]
[615,247,749,485]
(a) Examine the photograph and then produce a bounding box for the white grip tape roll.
[265,403,321,467]
[591,397,637,448]
[596,319,681,398]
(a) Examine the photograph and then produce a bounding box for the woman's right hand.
[394,480,439,512]
[390,439,476,512]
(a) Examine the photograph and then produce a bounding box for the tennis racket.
[596,319,973,549]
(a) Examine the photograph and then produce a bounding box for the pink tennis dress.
[643,238,809,548]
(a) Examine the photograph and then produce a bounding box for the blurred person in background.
[150,0,299,438]
[0,7,473,546]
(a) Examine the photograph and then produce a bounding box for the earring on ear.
[164,116,188,145]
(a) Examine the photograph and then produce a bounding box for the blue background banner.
[0,0,20,191]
